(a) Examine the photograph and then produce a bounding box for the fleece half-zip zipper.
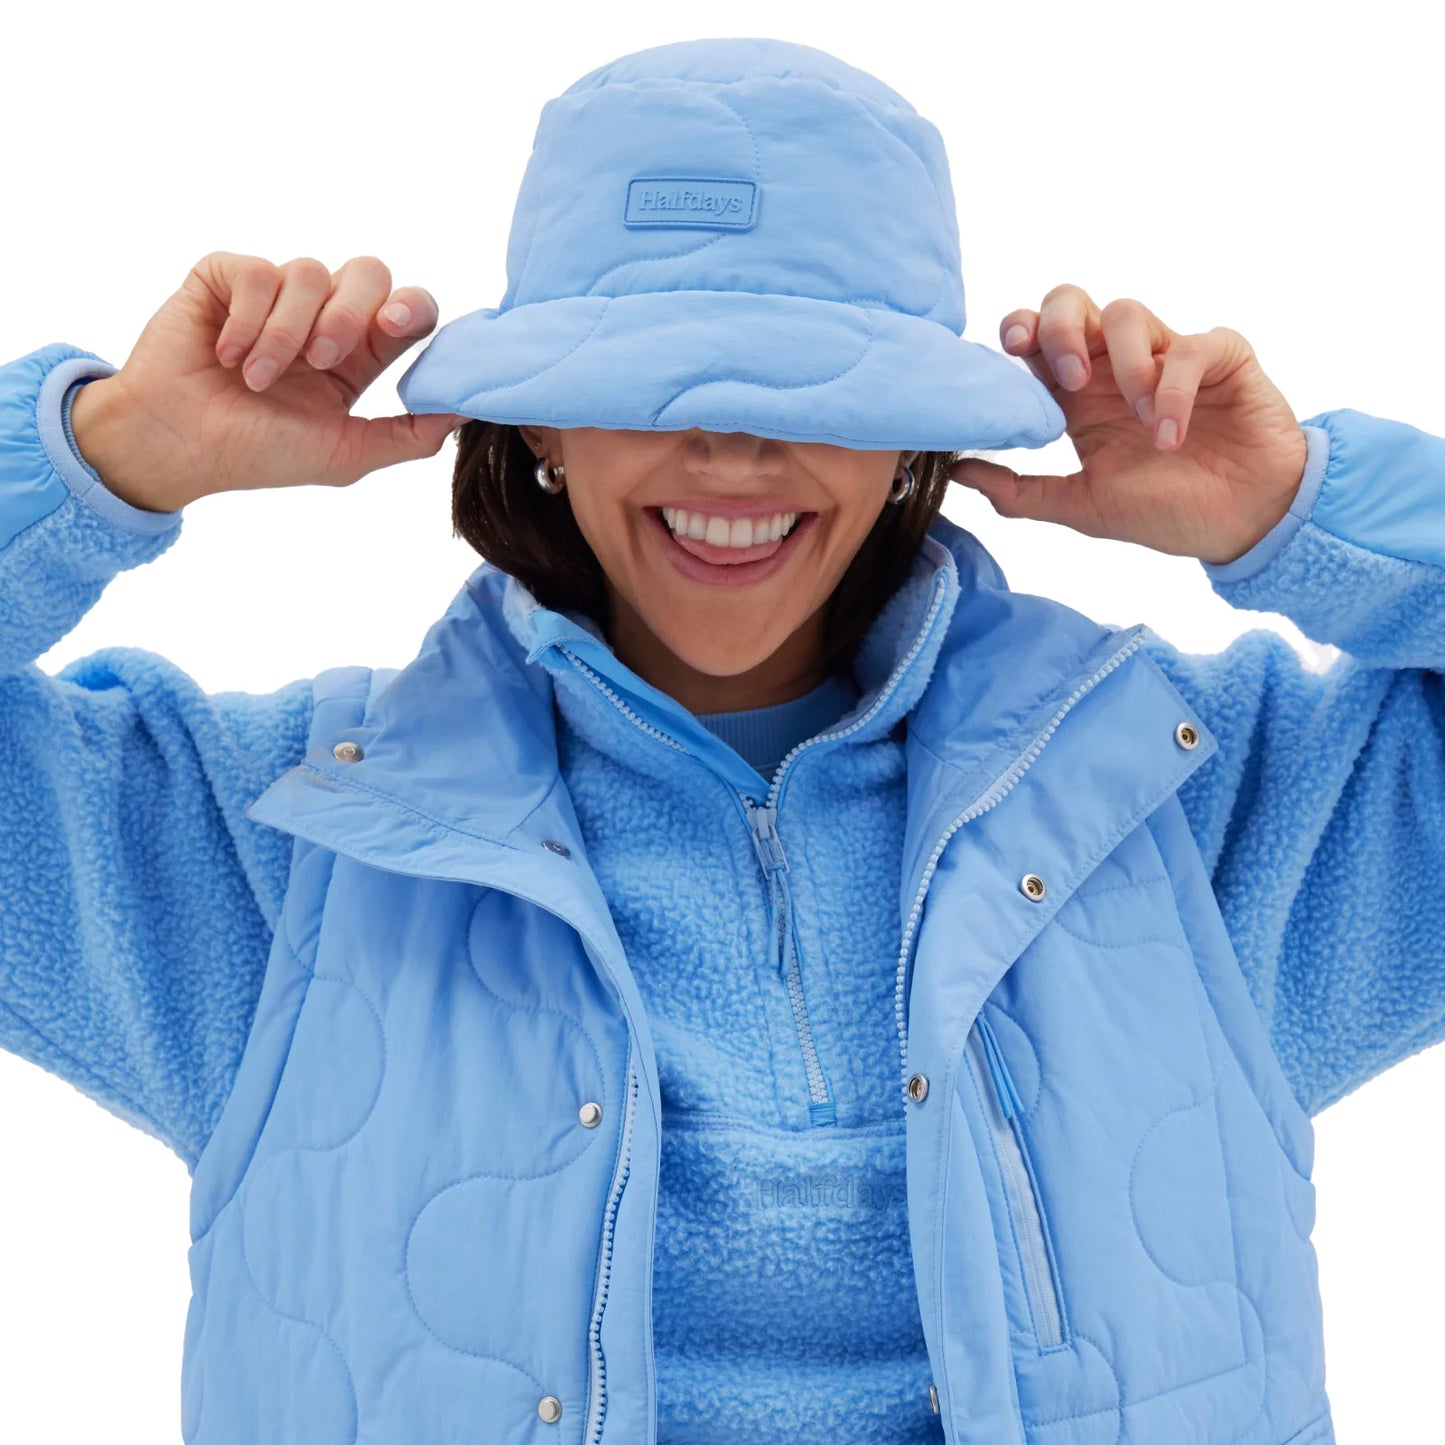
[721,569,954,1129]
[548,646,837,1127]
[741,799,836,1126]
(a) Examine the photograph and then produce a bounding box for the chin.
[673,646,775,680]
[654,629,780,680]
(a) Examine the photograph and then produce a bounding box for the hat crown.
[499,36,966,330]
[558,35,919,113]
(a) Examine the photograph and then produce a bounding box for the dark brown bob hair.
[451,422,967,682]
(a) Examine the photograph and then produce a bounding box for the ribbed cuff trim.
[38,358,183,536]
[1201,424,1329,585]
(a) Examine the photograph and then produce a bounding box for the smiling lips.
[662,506,801,550]
[647,506,817,587]
[654,503,811,565]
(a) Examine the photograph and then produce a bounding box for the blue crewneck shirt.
[695,671,861,781]
[506,571,956,1443]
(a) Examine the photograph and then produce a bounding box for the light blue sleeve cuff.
[38,357,184,536]
[1200,424,1329,585]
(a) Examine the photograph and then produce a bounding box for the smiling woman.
[3,25,1445,1445]
[450,417,956,712]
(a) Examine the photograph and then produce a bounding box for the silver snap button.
[1175,720,1200,750]
[537,1395,562,1423]
[928,1383,940,1413]
[578,1101,603,1128]
[907,1073,929,1102]
[1020,873,1046,901]
[542,839,571,858]
[332,740,363,763]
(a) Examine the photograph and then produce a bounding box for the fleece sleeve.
[0,341,315,1169]
[1140,410,1445,1117]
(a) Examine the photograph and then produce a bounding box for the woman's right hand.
[68,251,469,513]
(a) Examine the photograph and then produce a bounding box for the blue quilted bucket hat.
[397,35,1068,452]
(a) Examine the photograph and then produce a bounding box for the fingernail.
[382,302,412,328]
[307,338,339,369]
[1156,417,1179,448]
[1135,395,1155,427]
[1003,324,1029,350]
[218,344,244,367]
[246,357,278,389]
[1056,354,1087,390]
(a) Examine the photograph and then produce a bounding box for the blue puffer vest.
[178,512,1333,1445]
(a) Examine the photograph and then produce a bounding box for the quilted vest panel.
[181,665,654,1443]
[923,806,1332,1444]
[893,643,1335,1445]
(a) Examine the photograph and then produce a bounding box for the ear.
[517,425,547,457]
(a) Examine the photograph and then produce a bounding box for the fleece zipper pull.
[746,802,794,981]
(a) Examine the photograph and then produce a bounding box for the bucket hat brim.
[396,289,1068,453]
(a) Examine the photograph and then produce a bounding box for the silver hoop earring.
[535,458,567,494]
[887,463,915,505]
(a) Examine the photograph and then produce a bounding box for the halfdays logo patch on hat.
[623,177,759,230]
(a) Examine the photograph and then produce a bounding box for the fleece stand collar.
[503,529,962,799]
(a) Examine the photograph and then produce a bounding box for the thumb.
[951,457,1092,530]
[348,410,471,477]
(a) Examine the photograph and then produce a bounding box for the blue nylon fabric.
[6,338,1445,1440]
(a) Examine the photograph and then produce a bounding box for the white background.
[3,0,1440,1438]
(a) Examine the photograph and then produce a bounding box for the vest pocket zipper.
[966,1011,1067,1349]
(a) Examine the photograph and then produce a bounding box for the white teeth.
[661,508,800,548]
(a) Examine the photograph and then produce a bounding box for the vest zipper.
[740,799,837,1126]
[584,1045,639,1445]
[966,1011,1065,1348]
[892,625,1151,1108]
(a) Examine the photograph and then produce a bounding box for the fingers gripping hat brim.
[397,290,1067,452]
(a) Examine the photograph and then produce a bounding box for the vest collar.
[244,511,1213,869]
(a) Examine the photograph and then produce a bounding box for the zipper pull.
[976,1011,1025,1121]
[743,798,794,981]
[746,800,788,875]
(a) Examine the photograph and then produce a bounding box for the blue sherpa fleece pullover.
[4,340,1445,1441]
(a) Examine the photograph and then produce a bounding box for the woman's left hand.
[949,283,1310,566]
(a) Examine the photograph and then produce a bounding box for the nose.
[683,428,785,479]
